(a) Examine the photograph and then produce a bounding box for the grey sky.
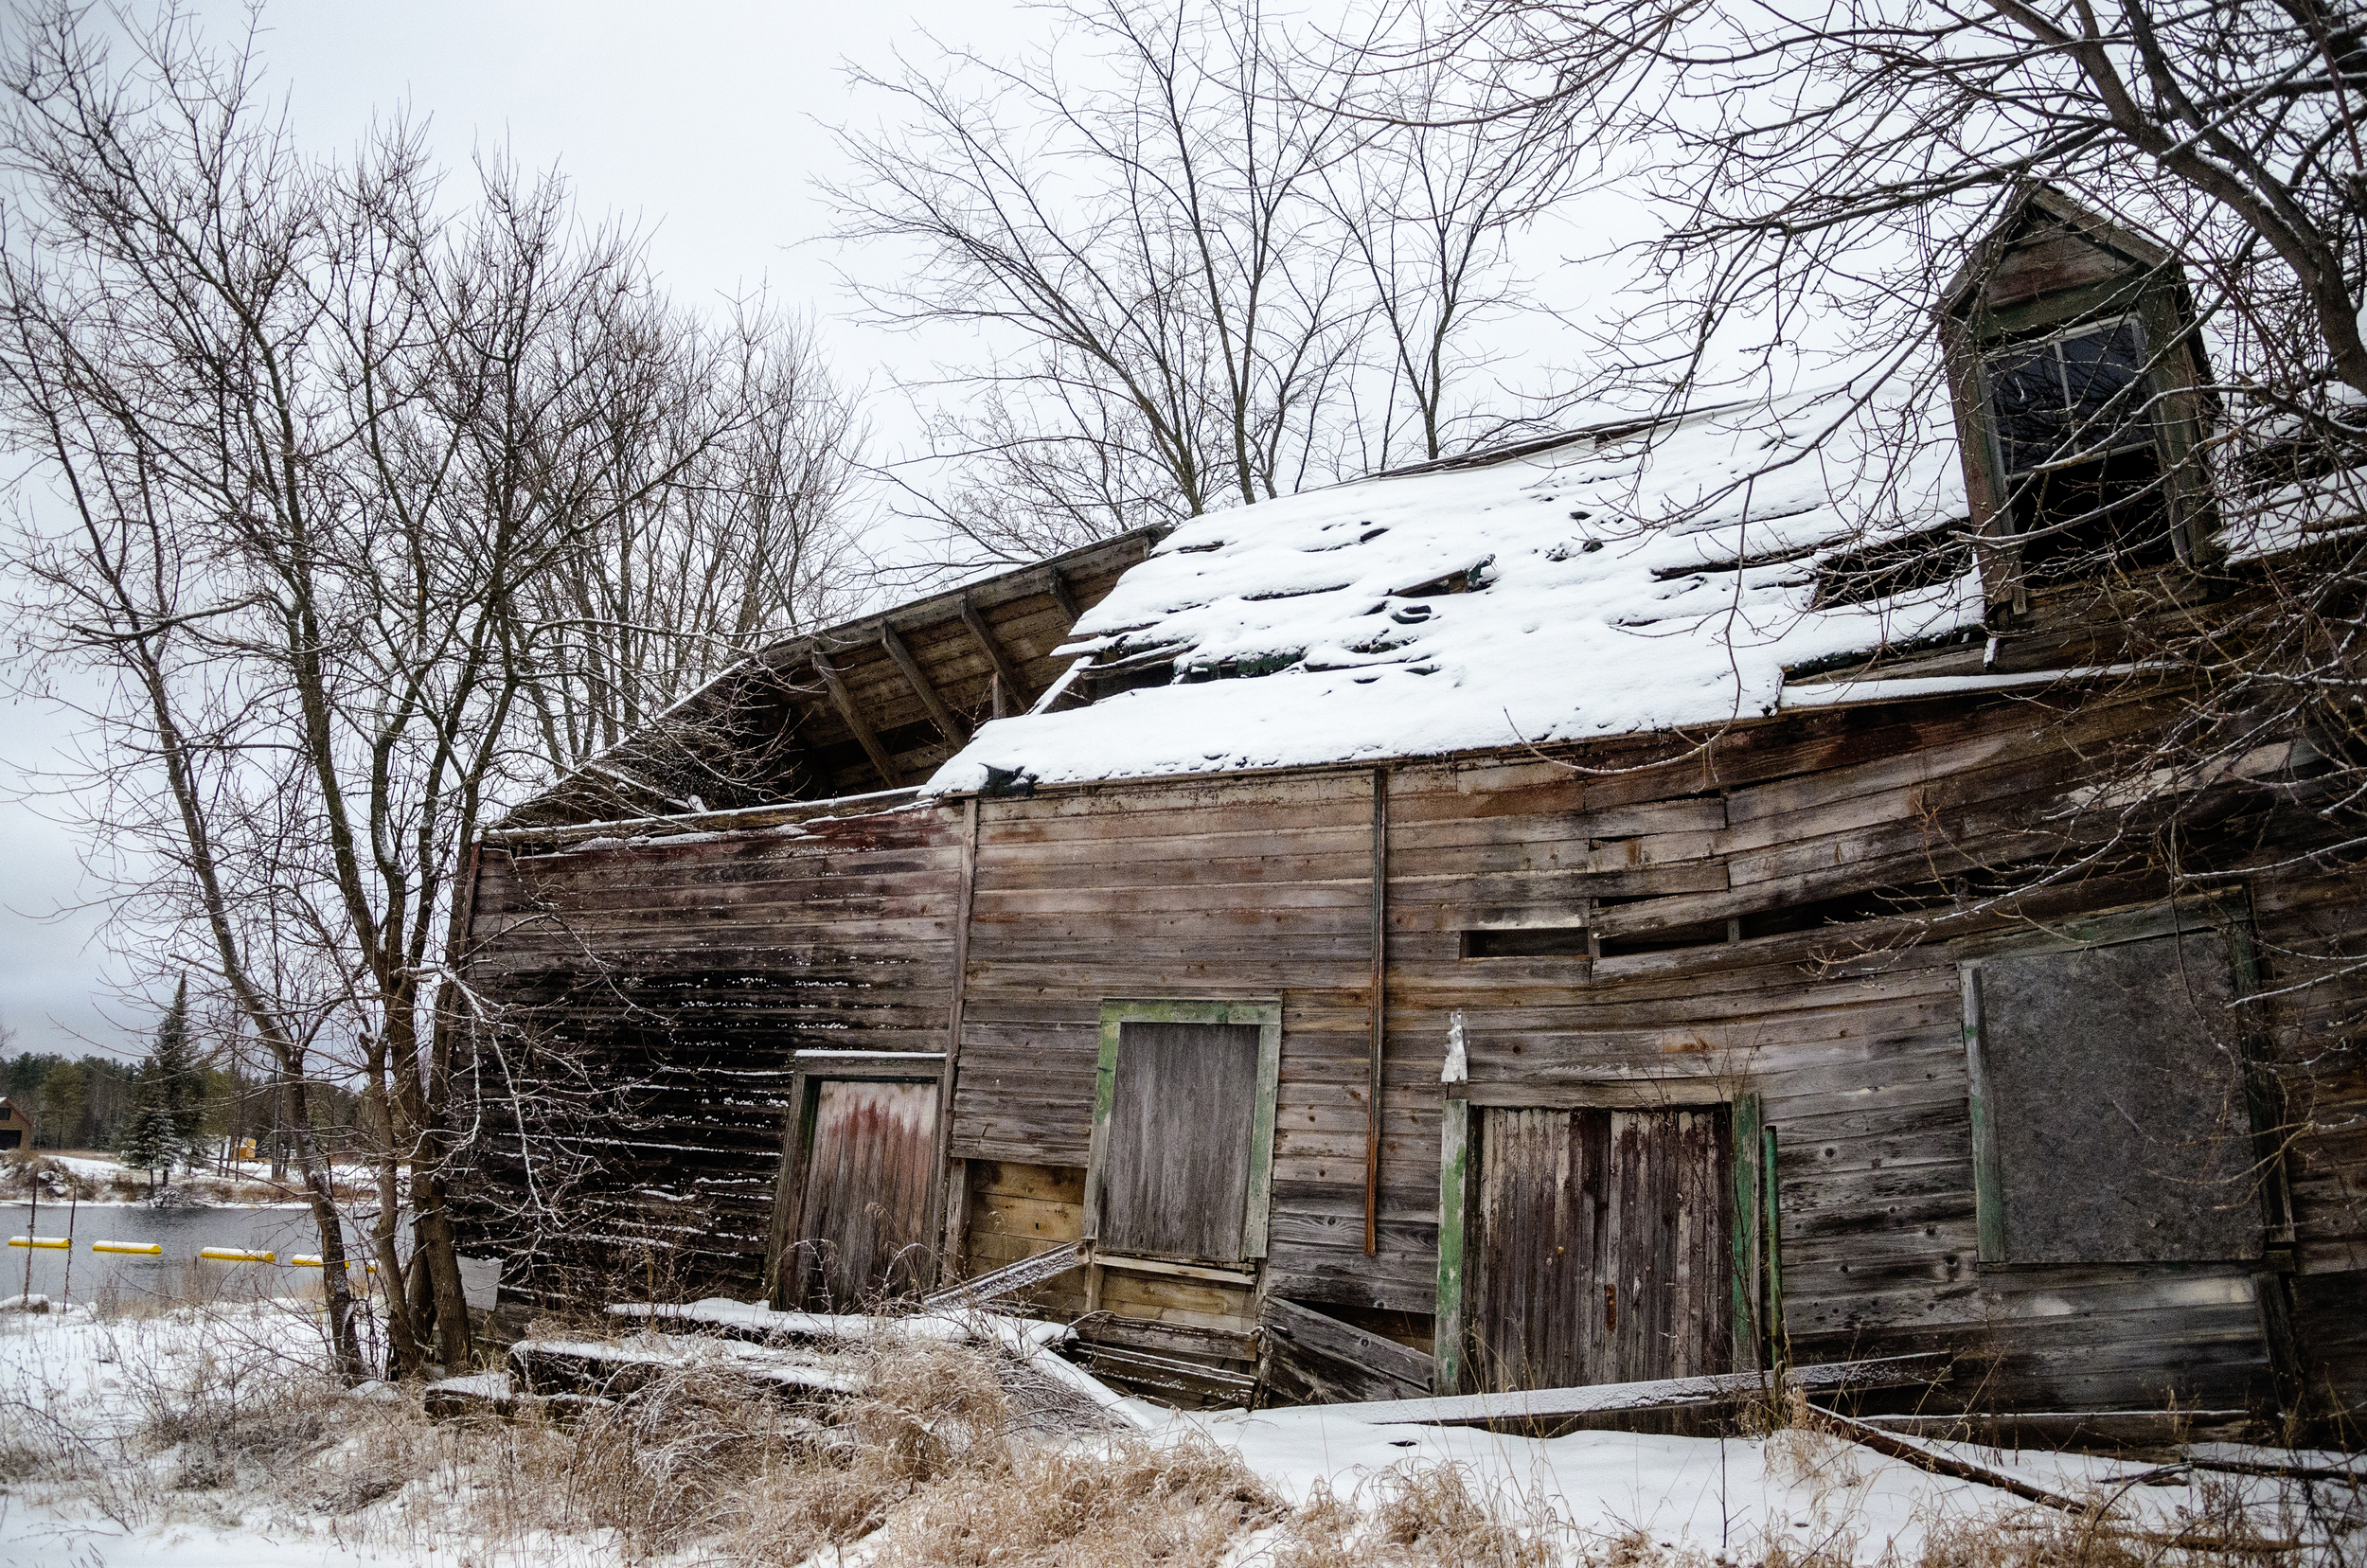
[0,0,1602,1060]
[0,0,1041,1060]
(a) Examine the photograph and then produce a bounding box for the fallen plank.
[1806,1402,2085,1511]
[600,1296,1150,1432]
[2177,1451,2367,1485]
[1259,1296,1434,1404]
[511,1335,860,1400]
[922,1239,1089,1310]
[1310,1352,1949,1429]
[1064,1340,1259,1402]
[1858,1408,2257,1451]
[422,1369,614,1426]
[610,1297,979,1346]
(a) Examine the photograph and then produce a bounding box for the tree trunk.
[282,1070,365,1382]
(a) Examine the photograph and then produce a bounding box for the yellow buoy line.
[12,1237,374,1270]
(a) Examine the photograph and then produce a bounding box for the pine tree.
[150,979,205,1167]
[117,1097,171,1186]
[121,981,205,1178]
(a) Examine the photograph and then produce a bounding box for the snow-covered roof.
[923,392,1977,793]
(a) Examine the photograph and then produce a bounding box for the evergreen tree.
[122,981,205,1175]
[150,980,205,1166]
[117,1097,172,1186]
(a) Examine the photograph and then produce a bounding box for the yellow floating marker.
[7,1236,70,1250]
[197,1246,275,1264]
[290,1255,378,1273]
[91,1239,163,1256]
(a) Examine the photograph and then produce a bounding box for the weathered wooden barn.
[454,192,2366,1436]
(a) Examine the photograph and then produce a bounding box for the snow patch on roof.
[926,391,1974,792]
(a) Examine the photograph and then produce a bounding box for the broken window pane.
[1986,317,2152,476]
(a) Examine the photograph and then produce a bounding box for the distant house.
[0,1096,31,1152]
[453,191,2365,1435]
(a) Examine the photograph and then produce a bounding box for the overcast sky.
[0,0,1602,1061]
[0,0,1051,1060]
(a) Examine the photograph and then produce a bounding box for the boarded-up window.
[1967,925,2260,1265]
[1100,1021,1262,1263]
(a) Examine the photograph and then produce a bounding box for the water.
[3,1200,374,1309]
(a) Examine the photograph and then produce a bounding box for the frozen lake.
[3,1201,497,1309]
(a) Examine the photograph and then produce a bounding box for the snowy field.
[2,1299,2358,1567]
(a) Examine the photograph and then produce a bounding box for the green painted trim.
[1088,998,1283,1261]
[1961,964,2007,1264]
[1246,1015,1283,1257]
[1731,1092,1764,1372]
[1763,1123,1788,1379]
[1433,1096,1470,1395]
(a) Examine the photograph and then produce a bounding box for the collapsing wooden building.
[455,193,2365,1434]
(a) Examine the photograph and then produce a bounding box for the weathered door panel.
[795,1079,939,1310]
[1101,1021,1261,1262]
[1473,1106,1732,1392]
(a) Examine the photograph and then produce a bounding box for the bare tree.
[1391,1,2367,771]
[0,5,863,1376]
[520,309,863,771]
[1316,39,1556,468]
[835,0,1547,570]
[1327,0,2367,1182]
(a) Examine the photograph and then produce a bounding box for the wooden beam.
[880,622,970,746]
[1433,1092,1470,1395]
[810,648,900,788]
[1261,1295,1433,1403]
[1318,1351,1950,1430]
[1047,569,1082,625]
[1806,1405,2083,1511]
[928,795,979,1291]
[958,594,1034,710]
[1366,766,1387,1256]
[920,1236,1084,1309]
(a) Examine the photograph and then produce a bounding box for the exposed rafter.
[958,594,1034,712]
[811,648,901,788]
[880,622,970,746]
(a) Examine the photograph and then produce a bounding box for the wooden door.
[794,1078,939,1310]
[1471,1106,1732,1391]
[1099,1021,1262,1262]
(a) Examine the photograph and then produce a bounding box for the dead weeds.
[872,1433,1282,1568]
[1277,1464,1551,1567]
[11,1305,2358,1568]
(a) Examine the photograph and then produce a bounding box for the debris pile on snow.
[4,1299,2359,1566]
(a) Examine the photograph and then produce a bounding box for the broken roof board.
[925,393,1977,794]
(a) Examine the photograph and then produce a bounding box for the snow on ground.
[1160,1399,2322,1564]
[2,1303,2352,1567]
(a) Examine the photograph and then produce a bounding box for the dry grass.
[1276,1464,1551,1567]
[871,1433,1282,1568]
[6,1303,2356,1568]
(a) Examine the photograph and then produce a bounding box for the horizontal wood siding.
[955,774,1408,1329]
[458,676,2365,1417]
[958,1160,1090,1318]
[454,803,964,1305]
